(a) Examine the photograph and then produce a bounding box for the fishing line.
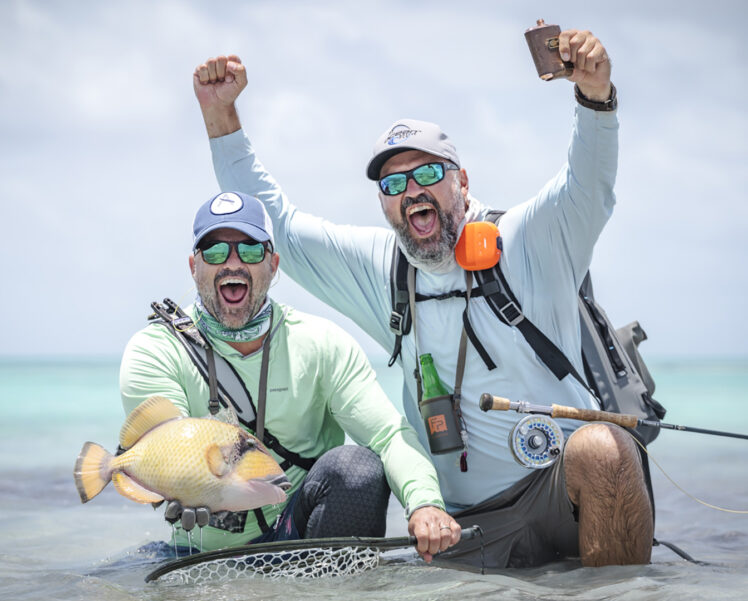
[480,394,748,513]
[174,285,197,333]
[630,435,748,514]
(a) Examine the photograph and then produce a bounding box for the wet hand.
[163,500,211,532]
[408,506,461,563]
[558,29,611,101]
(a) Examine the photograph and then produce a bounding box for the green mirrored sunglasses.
[378,162,459,196]
[197,240,269,265]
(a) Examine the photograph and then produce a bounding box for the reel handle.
[549,404,638,428]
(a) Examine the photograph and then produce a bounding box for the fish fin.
[210,404,240,427]
[74,442,113,503]
[119,395,182,450]
[206,444,231,477]
[112,471,165,504]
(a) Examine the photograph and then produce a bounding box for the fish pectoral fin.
[119,396,182,450]
[112,471,165,504]
[206,444,231,478]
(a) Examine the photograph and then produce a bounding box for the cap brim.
[193,222,272,250]
[366,147,420,181]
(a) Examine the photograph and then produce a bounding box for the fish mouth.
[268,474,292,492]
[405,201,439,239]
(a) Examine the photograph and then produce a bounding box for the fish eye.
[236,435,257,455]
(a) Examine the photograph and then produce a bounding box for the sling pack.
[388,210,666,445]
[148,299,317,534]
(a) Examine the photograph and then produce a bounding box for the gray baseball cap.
[365,118,461,181]
[192,191,274,250]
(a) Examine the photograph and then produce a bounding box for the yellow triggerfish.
[74,395,291,511]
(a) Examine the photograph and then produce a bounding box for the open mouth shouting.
[406,202,440,239]
[218,275,250,306]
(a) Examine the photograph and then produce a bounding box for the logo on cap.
[210,192,244,215]
[386,124,422,146]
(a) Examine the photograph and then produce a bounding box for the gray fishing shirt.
[209,104,618,511]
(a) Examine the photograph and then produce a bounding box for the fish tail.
[74,442,113,503]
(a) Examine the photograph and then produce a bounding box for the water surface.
[1,358,746,600]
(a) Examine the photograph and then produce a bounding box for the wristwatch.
[574,83,617,112]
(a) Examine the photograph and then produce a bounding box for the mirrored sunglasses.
[197,240,269,265]
[378,162,459,196]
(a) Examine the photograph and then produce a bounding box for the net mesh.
[160,546,381,584]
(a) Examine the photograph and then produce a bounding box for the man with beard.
[119,191,459,559]
[192,28,654,569]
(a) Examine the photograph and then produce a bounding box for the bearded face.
[378,151,468,271]
[190,229,277,330]
[386,188,462,269]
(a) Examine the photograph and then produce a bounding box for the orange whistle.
[455,221,502,271]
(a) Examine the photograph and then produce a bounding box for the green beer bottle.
[418,354,463,454]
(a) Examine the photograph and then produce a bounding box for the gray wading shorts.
[437,455,579,570]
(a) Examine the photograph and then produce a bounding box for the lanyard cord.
[454,271,473,407]
[407,265,423,403]
[408,265,471,470]
[204,305,276,441]
[408,264,472,408]
[255,305,275,442]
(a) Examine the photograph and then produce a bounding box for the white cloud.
[1,0,746,358]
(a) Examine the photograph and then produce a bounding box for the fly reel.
[509,415,564,469]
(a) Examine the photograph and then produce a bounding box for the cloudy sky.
[2,0,746,361]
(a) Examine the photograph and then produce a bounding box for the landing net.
[160,545,380,584]
[145,526,480,584]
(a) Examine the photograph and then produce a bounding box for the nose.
[224,245,244,267]
[404,173,426,196]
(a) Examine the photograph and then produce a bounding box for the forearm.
[328,348,445,514]
[210,130,394,345]
[378,427,446,515]
[566,103,619,210]
[201,103,242,139]
[210,130,286,221]
[521,104,618,280]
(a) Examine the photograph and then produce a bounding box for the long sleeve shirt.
[208,105,618,510]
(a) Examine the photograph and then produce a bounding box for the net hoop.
[145,526,480,583]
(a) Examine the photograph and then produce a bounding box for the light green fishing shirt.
[120,299,444,550]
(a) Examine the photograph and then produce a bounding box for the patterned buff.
[194,297,273,343]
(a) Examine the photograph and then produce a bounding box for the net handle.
[145,525,481,582]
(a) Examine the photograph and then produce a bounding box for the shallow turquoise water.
[0,357,746,600]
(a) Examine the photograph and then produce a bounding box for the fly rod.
[479,394,748,441]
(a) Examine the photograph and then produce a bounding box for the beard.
[387,192,462,273]
[196,267,263,330]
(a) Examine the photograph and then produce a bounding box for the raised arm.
[193,55,395,350]
[502,29,618,297]
[193,54,247,138]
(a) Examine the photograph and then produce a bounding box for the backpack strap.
[149,299,317,473]
[388,245,497,369]
[476,267,594,394]
[387,210,591,392]
[477,211,597,395]
[388,244,412,366]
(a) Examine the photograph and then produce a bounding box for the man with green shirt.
[119,191,459,560]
